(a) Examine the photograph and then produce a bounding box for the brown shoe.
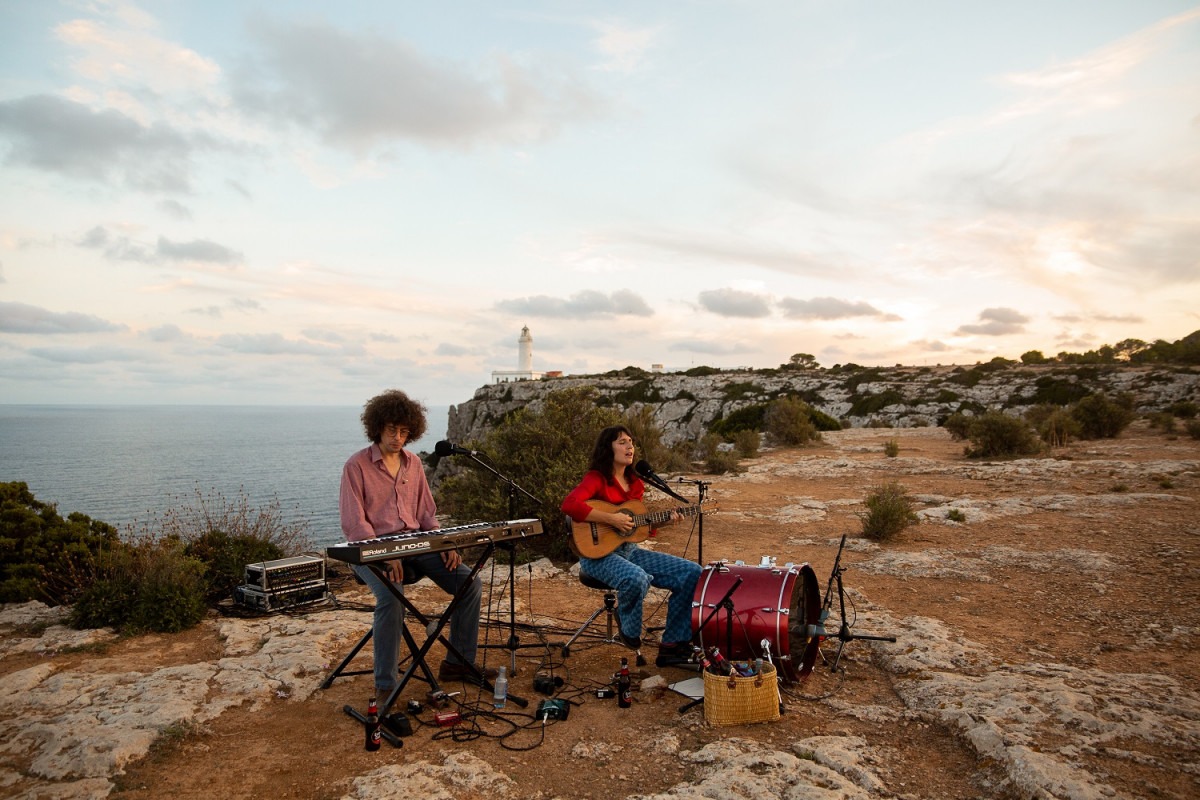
[437,662,500,682]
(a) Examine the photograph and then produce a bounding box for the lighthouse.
[518,325,533,372]
[491,325,545,383]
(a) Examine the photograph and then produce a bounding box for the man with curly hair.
[340,389,496,696]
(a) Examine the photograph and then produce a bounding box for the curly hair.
[360,390,428,444]
[587,424,637,484]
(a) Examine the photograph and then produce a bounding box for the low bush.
[859,483,918,542]
[1025,404,1079,447]
[943,413,972,441]
[733,429,760,458]
[1168,401,1198,419]
[185,530,284,603]
[964,411,1042,458]
[764,397,822,446]
[1071,393,1136,439]
[0,482,120,605]
[697,434,742,475]
[1186,419,1200,440]
[1146,411,1176,433]
[883,439,900,457]
[70,536,207,634]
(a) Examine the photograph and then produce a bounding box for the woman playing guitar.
[561,425,703,668]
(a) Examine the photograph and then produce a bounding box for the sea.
[0,405,450,549]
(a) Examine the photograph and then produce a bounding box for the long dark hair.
[587,425,637,485]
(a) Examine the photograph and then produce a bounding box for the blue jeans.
[579,543,702,644]
[354,551,482,694]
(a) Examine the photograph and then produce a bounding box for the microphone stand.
[676,477,712,565]
[820,533,897,673]
[455,451,544,692]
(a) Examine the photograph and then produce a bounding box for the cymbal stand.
[675,477,712,565]
[820,533,896,673]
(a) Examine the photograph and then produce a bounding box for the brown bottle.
[617,657,632,708]
[365,696,381,751]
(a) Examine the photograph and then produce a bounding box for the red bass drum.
[691,560,822,682]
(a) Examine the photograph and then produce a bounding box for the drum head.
[787,564,822,680]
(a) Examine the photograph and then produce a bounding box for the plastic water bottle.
[493,666,508,708]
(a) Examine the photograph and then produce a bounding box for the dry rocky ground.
[1,422,1197,800]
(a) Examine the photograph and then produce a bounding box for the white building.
[491,325,545,383]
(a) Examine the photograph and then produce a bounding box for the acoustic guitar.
[570,499,719,559]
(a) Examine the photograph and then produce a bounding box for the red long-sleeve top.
[561,470,645,521]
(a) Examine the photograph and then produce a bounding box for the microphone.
[635,460,669,489]
[635,460,689,502]
[434,440,479,457]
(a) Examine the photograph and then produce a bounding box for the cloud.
[494,289,651,318]
[590,21,659,73]
[144,323,186,342]
[668,339,756,356]
[624,229,840,277]
[955,307,1031,336]
[0,301,125,334]
[697,288,771,318]
[910,339,952,352]
[156,236,243,265]
[435,343,474,357]
[77,226,242,266]
[779,296,900,321]
[214,333,335,355]
[231,18,602,153]
[28,344,146,363]
[0,94,197,192]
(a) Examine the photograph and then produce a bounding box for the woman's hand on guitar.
[607,511,635,532]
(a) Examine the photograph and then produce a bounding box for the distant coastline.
[0,404,451,548]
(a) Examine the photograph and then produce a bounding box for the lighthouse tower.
[518,325,533,372]
[491,325,544,383]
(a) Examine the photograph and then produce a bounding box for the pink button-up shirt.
[339,444,439,542]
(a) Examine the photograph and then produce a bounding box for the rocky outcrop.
[446,364,1199,447]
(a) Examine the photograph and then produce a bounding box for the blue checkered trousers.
[579,542,703,644]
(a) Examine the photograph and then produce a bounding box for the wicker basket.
[702,662,780,726]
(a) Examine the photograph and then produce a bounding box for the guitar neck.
[634,504,704,527]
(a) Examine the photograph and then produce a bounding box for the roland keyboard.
[326,518,545,565]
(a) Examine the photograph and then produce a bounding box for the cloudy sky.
[1,1,1198,407]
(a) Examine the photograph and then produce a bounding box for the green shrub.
[1186,419,1200,439]
[859,483,918,542]
[943,413,972,440]
[70,536,207,634]
[624,405,690,473]
[964,411,1042,458]
[883,439,899,458]
[1147,411,1176,433]
[0,482,120,605]
[807,406,842,432]
[764,397,821,446]
[946,508,966,523]
[709,403,768,439]
[1071,393,1136,439]
[1025,404,1079,447]
[733,429,761,458]
[697,433,742,475]
[849,388,905,417]
[1167,401,1198,419]
[435,387,624,560]
[185,530,284,603]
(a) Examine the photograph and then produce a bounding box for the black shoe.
[616,630,642,651]
[655,641,694,667]
[437,662,500,683]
